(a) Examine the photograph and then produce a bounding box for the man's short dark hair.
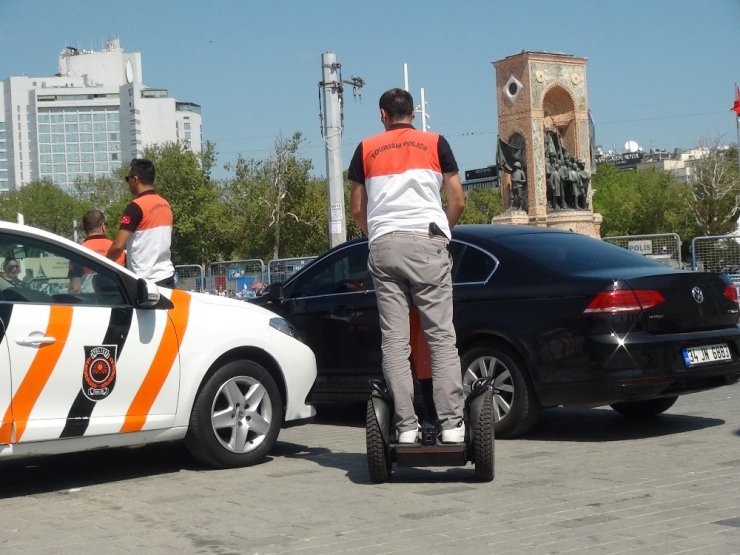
[379,88,414,121]
[82,209,106,234]
[129,158,155,184]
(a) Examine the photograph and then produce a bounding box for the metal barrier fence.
[603,233,683,269]
[691,234,740,281]
[174,264,205,293]
[267,256,316,285]
[208,259,266,298]
[173,257,316,298]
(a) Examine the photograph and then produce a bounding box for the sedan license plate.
[683,344,732,367]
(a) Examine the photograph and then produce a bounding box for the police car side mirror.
[136,278,161,308]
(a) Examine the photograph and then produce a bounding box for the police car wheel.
[186,360,284,468]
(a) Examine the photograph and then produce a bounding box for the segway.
[365,375,495,483]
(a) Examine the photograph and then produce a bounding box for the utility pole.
[319,51,364,248]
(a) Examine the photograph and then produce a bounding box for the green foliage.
[592,164,699,241]
[224,133,329,260]
[142,141,232,266]
[459,187,503,224]
[71,172,130,234]
[0,180,84,238]
[685,141,740,235]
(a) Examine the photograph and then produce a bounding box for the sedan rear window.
[503,233,666,274]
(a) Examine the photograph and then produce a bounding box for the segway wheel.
[366,400,391,483]
[473,389,495,482]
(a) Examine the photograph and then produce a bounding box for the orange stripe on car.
[0,305,74,443]
[120,290,191,433]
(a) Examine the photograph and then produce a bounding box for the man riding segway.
[349,88,494,482]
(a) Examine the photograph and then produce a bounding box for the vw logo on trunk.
[692,286,704,303]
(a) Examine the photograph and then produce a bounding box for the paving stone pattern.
[1,383,739,554]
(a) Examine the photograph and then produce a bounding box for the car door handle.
[16,335,57,347]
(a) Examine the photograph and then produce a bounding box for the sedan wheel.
[461,345,541,437]
[186,360,283,468]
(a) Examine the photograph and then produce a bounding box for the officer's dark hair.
[129,158,155,185]
[379,88,414,121]
[82,209,106,234]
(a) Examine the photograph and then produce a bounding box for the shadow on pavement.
[0,442,200,499]
[271,440,368,484]
[272,439,487,485]
[523,406,725,442]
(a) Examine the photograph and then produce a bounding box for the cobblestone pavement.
[1,383,739,555]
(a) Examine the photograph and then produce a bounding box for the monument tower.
[492,51,602,237]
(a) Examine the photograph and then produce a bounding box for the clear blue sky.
[1,0,739,181]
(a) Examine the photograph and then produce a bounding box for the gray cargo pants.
[368,231,464,433]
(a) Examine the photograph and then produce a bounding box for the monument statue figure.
[577,160,590,209]
[510,161,527,211]
[546,154,564,210]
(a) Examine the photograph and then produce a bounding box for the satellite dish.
[624,140,640,153]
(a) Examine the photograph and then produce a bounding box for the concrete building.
[0,38,201,193]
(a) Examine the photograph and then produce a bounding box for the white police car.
[0,220,316,468]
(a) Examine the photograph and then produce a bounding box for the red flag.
[733,85,740,116]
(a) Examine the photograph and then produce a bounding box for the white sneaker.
[397,427,419,444]
[441,422,465,443]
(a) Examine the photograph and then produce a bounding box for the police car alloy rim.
[210,376,273,453]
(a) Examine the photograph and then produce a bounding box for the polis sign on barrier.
[628,239,653,255]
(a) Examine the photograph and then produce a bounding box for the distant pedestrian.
[107,159,175,287]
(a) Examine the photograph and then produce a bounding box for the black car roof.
[452,224,576,241]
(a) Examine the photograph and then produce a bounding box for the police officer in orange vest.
[349,88,466,444]
[107,159,175,287]
[68,209,125,294]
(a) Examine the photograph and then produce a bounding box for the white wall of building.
[1,39,201,193]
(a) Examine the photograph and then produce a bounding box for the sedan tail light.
[724,284,739,303]
[584,289,665,314]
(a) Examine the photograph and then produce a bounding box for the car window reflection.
[0,233,128,307]
[287,239,499,300]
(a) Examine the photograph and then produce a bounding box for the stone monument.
[492,51,602,237]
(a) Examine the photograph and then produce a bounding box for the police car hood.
[185,290,279,319]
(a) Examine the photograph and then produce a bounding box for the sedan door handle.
[16,335,57,347]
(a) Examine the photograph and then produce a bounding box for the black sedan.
[253,224,740,437]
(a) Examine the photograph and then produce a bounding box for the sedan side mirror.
[266,282,283,302]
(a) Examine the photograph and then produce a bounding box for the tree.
[71,173,130,235]
[224,133,327,260]
[0,180,83,239]
[592,164,698,240]
[459,187,503,224]
[143,142,232,265]
[685,139,740,235]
